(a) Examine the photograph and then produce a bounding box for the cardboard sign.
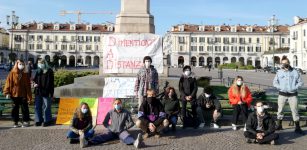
[103,33,163,74]
[103,77,136,98]
[96,97,114,125]
[56,98,79,125]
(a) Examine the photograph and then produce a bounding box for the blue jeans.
[67,129,95,139]
[35,96,52,123]
[169,115,177,127]
[90,130,135,145]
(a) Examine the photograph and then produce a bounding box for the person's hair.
[113,99,122,104]
[75,102,92,121]
[203,86,213,94]
[183,65,191,72]
[143,56,152,63]
[230,76,248,97]
[147,89,156,96]
[37,58,51,69]
[12,59,28,73]
[255,101,263,105]
[165,87,178,99]
[281,56,290,64]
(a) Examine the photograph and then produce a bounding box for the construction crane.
[59,10,114,24]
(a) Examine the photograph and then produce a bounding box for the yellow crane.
[59,10,114,24]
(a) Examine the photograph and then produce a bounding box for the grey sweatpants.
[277,95,300,121]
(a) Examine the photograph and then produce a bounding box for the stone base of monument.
[54,74,203,98]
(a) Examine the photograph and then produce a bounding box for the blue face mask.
[114,104,122,111]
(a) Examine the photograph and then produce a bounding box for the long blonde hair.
[75,102,92,121]
[11,59,28,73]
[230,76,247,97]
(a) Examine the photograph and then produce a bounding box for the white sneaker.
[212,123,220,129]
[243,124,247,131]
[198,123,205,128]
[21,122,30,128]
[232,124,237,130]
[13,123,19,128]
[79,132,87,148]
[134,133,144,149]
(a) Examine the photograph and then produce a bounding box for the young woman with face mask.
[228,76,253,131]
[244,101,279,145]
[67,102,94,148]
[3,60,32,128]
[161,87,180,132]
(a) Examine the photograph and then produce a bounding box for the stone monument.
[115,0,155,33]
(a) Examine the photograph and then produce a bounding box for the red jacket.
[228,85,253,107]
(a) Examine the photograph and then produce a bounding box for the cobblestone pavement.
[0,124,307,150]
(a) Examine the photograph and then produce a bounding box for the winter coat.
[135,65,159,96]
[228,85,253,107]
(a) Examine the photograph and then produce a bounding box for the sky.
[0,0,307,35]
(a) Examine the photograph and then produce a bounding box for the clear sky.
[1,0,307,35]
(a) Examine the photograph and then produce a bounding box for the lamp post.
[6,11,19,68]
[268,15,278,72]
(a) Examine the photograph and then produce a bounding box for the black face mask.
[147,97,156,104]
[282,64,290,69]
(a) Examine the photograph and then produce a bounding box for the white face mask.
[81,108,88,114]
[184,70,191,76]
[18,64,24,70]
[145,62,151,68]
[205,93,211,98]
[236,81,242,86]
[38,63,45,69]
[256,106,264,114]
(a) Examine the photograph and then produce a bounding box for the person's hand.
[6,94,10,99]
[256,133,263,140]
[79,130,84,135]
[238,101,242,105]
[148,123,156,132]
[188,96,192,99]
[186,96,191,101]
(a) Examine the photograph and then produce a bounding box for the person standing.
[179,65,198,128]
[273,56,304,135]
[135,56,159,108]
[228,76,253,131]
[3,60,32,128]
[33,59,54,127]
[244,101,279,145]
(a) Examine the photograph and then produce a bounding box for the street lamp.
[268,15,278,72]
[6,11,19,67]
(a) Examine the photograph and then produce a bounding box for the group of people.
[2,55,306,148]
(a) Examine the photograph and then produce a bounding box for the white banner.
[103,34,163,74]
[103,77,136,98]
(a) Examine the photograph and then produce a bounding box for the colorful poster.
[103,77,136,98]
[96,98,114,125]
[56,98,80,125]
[80,98,99,126]
[103,33,163,74]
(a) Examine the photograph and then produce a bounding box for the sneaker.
[142,132,149,139]
[134,133,143,149]
[42,121,53,127]
[232,124,237,130]
[198,123,205,128]
[246,138,252,144]
[212,123,220,129]
[243,127,247,132]
[270,140,275,145]
[35,122,42,126]
[79,132,88,148]
[13,123,19,128]
[22,122,30,128]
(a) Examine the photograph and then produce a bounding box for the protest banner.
[96,97,114,125]
[103,77,136,98]
[103,33,163,74]
[56,98,79,125]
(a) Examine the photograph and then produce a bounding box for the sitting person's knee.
[163,119,169,127]
[136,119,142,127]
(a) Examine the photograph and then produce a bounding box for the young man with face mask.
[136,89,169,139]
[33,59,54,127]
[273,56,304,135]
[244,101,279,145]
[179,65,198,128]
[135,56,159,108]
[88,99,144,149]
[196,87,221,129]
[3,60,32,128]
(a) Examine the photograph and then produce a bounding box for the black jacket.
[33,68,54,97]
[197,94,221,112]
[161,96,180,118]
[246,111,276,136]
[70,112,93,133]
[138,97,166,127]
[179,73,198,100]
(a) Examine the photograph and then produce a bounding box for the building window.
[37,44,42,49]
[208,37,215,44]
[29,35,35,41]
[231,37,237,43]
[223,46,229,52]
[78,36,84,42]
[199,37,205,43]
[256,47,261,52]
[14,44,21,50]
[61,45,67,50]
[231,46,237,52]
[37,35,43,41]
[55,44,58,50]
[191,46,197,51]
[29,44,34,50]
[215,46,221,52]
[248,38,252,43]
[70,45,76,50]
[79,45,83,51]
[282,38,285,44]
[223,37,229,44]
[179,45,184,51]
[257,38,260,43]
[199,46,204,51]
[179,37,185,44]
[86,36,92,42]
[304,29,306,37]
[239,46,245,52]
[14,35,22,42]
[207,46,213,52]
[46,45,50,50]
[215,37,221,43]
[95,45,99,51]
[191,37,197,43]
[71,36,75,42]
[86,45,92,50]
[247,46,253,52]
[94,36,100,42]
[239,38,245,44]
[62,36,67,42]
[55,36,58,42]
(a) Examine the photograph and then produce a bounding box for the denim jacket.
[273,68,304,93]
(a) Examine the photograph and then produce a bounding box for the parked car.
[263,66,280,74]
[294,67,307,75]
